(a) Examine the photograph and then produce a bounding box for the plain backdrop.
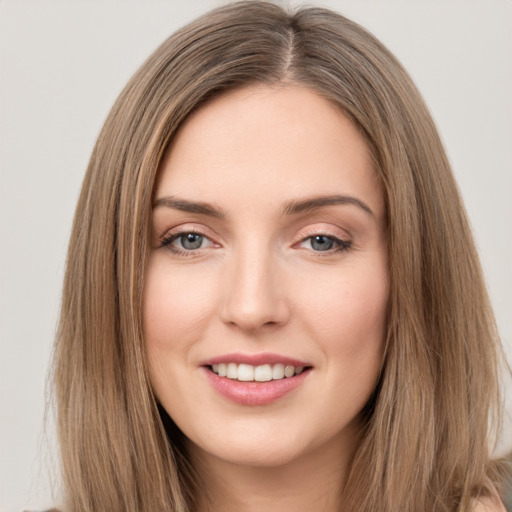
[1,1,511,510]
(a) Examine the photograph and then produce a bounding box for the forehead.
[155,84,383,219]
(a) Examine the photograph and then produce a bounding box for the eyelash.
[160,229,352,256]
[160,229,213,257]
[297,233,352,254]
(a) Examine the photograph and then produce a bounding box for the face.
[144,84,388,469]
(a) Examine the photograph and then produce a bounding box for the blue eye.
[310,235,335,251]
[179,233,204,250]
[162,232,210,252]
[301,235,351,252]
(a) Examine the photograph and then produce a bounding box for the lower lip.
[202,367,311,406]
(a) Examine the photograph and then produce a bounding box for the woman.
[52,1,509,511]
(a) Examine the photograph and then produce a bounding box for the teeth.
[254,364,272,382]
[238,364,254,381]
[272,363,285,380]
[284,365,295,378]
[226,363,237,379]
[210,363,307,381]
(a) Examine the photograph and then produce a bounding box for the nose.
[219,243,290,332]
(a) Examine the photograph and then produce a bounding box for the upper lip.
[201,352,311,367]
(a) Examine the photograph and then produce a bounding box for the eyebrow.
[282,195,374,216]
[153,196,225,218]
[152,194,373,218]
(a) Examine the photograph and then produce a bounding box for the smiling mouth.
[208,363,311,382]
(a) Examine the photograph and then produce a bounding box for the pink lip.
[200,353,313,406]
[201,352,310,367]
[202,367,311,406]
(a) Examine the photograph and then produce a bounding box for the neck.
[188,423,360,512]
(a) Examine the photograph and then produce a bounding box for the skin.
[144,84,389,512]
[473,495,507,512]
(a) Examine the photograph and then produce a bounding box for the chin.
[199,440,308,469]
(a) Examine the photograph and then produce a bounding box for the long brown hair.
[53,2,507,510]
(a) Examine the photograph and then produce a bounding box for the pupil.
[181,233,202,250]
[311,235,334,251]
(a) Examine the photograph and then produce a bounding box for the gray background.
[1,1,511,510]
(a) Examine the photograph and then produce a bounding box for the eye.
[161,231,214,253]
[309,235,335,251]
[300,234,351,252]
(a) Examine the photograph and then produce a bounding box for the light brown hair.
[53,2,508,510]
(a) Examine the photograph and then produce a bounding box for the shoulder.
[22,509,61,512]
[471,495,507,512]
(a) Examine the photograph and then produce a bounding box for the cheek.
[293,258,388,421]
[143,259,220,415]
[145,261,204,336]
[323,268,388,414]
[143,259,216,369]
[296,262,389,351]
